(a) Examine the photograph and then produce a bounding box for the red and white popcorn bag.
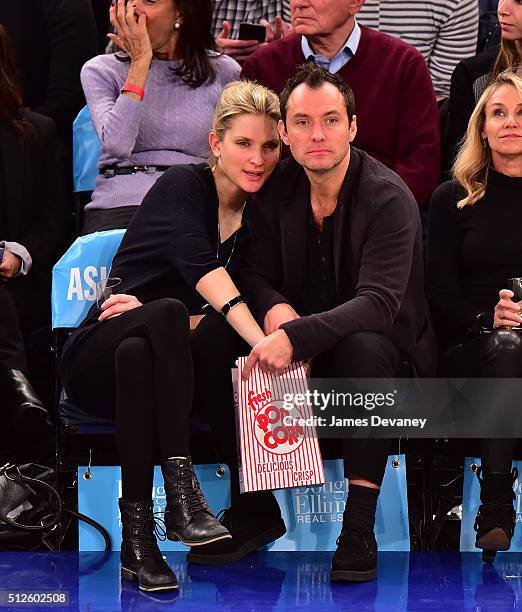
[232,358,325,493]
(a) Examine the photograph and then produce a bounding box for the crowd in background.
[3,0,522,585]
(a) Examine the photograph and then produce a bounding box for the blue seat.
[73,106,100,194]
[52,230,124,428]
[72,106,101,233]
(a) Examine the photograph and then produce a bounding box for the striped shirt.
[357,0,479,98]
[212,1,291,39]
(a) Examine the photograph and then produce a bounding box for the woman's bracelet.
[121,82,145,100]
[221,295,244,317]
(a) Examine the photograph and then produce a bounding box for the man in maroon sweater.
[241,0,440,205]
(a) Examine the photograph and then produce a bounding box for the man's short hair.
[279,63,356,127]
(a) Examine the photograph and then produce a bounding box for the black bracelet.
[221,295,244,317]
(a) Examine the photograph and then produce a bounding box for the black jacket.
[0,111,69,326]
[240,149,435,377]
[443,46,498,172]
[0,0,97,148]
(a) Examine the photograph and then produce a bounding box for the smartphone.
[238,22,266,43]
[0,247,4,264]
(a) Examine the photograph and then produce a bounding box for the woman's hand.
[493,289,522,328]
[99,293,142,321]
[107,0,152,65]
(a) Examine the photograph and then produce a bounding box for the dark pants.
[0,270,52,371]
[312,331,401,487]
[81,206,138,235]
[192,316,401,498]
[62,298,194,501]
[441,329,522,474]
[0,281,28,371]
[190,311,250,502]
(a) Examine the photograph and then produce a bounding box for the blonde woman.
[428,71,522,563]
[60,81,281,591]
[444,0,522,169]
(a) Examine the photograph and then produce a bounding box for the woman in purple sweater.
[80,0,240,234]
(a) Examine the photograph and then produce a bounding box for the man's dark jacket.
[240,148,435,377]
[0,111,69,330]
[0,0,97,148]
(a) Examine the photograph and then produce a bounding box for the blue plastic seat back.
[52,230,125,330]
[73,106,101,193]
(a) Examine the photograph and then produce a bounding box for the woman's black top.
[427,170,522,346]
[61,163,249,372]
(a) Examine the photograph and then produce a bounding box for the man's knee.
[332,332,398,378]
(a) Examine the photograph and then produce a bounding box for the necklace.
[200,202,246,315]
[217,201,246,270]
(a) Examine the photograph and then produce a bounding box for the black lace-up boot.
[119,499,178,592]
[474,466,518,562]
[160,457,231,546]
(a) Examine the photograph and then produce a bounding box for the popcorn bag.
[232,358,325,493]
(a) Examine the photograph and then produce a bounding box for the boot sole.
[330,567,377,583]
[186,521,287,565]
[167,531,232,547]
[476,528,510,553]
[121,567,179,591]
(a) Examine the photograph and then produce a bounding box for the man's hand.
[494,289,522,328]
[242,329,293,380]
[216,20,265,62]
[263,303,300,335]
[0,251,22,280]
[99,293,143,321]
[262,16,291,43]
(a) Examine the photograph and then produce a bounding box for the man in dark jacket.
[0,0,97,150]
[239,64,433,582]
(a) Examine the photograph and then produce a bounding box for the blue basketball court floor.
[1,550,522,611]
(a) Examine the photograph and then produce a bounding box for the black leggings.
[441,329,522,474]
[62,298,193,501]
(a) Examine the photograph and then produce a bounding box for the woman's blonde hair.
[210,81,280,165]
[491,38,520,82]
[453,71,522,208]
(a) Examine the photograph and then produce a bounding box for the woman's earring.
[174,21,181,29]
[482,138,488,149]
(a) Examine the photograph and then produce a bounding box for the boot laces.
[179,469,209,516]
[133,512,167,558]
[216,507,233,528]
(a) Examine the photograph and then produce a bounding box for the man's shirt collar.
[301,20,361,74]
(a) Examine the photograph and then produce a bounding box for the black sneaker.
[187,505,286,565]
[330,527,377,582]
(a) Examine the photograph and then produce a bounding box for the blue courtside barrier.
[77,457,409,551]
[51,230,125,329]
[461,456,522,552]
[78,464,232,551]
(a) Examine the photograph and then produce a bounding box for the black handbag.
[0,462,112,551]
[0,463,62,533]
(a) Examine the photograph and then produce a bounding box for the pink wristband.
[121,83,145,100]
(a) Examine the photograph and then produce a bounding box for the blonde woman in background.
[428,71,522,563]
